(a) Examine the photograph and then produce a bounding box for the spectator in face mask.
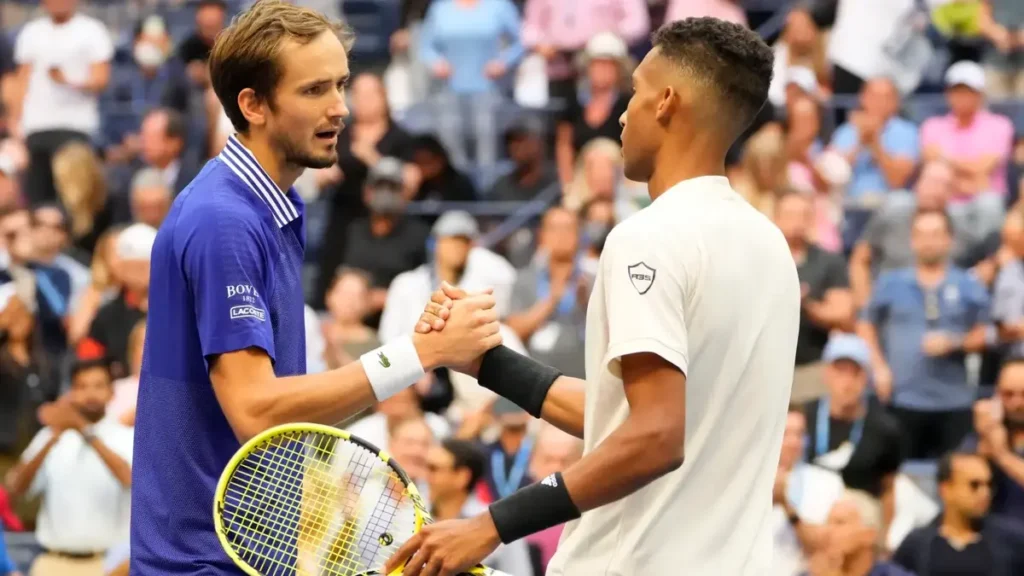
[341,157,430,326]
[101,15,173,164]
[579,198,614,299]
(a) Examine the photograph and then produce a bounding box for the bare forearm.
[857,322,887,367]
[847,249,872,307]
[506,297,556,341]
[217,336,441,441]
[805,297,854,331]
[5,435,60,497]
[539,376,586,438]
[993,449,1024,486]
[86,436,131,487]
[870,144,913,189]
[562,415,683,512]
[962,325,987,353]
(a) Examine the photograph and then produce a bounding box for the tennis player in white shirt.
[386,18,799,576]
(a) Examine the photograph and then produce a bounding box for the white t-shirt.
[14,13,113,136]
[21,419,134,552]
[546,176,801,576]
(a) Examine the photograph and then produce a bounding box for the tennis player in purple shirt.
[129,2,503,574]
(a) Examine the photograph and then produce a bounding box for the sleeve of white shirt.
[601,225,690,378]
[19,427,55,497]
[87,20,115,63]
[101,425,135,466]
[12,22,36,65]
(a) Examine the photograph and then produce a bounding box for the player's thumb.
[441,281,469,299]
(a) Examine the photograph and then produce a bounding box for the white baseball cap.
[116,223,158,261]
[944,60,985,92]
[583,32,628,61]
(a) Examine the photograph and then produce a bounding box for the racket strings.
[219,431,418,575]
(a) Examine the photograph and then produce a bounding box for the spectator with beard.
[964,359,1024,524]
[893,452,1024,576]
[5,358,132,576]
[859,209,989,459]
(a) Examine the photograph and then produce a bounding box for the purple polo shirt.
[130,135,307,574]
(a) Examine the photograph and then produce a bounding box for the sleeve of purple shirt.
[180,206,277,363]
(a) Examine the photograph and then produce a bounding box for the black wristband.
[488,472,581,544]
[476,345,561,419]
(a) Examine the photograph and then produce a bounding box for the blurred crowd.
[0,0,1023,575]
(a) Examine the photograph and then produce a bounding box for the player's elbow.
[636,422,685,477]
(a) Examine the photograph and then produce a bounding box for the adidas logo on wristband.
[541,474,558,488]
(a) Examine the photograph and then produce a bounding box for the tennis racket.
[214,423,507,576]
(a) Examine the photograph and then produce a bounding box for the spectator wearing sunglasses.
[893,452,1024,576]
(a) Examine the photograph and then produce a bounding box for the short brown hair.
[209,0,355,133]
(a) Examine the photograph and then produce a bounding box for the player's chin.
[300,150,338,170]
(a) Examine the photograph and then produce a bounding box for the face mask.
[584,221,611,251]
[367,188,405,215]
[134,42,166,68]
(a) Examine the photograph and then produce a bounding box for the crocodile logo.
[378,352,390,368]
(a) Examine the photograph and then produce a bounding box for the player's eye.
[304,84,326,96]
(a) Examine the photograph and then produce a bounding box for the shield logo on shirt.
[627,262,656,295]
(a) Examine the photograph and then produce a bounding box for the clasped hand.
[415,283,502,371]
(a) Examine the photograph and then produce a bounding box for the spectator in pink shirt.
[921,61,1015,200]
[520,0,649,105]
[665,0,748,27]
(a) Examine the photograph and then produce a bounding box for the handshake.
[409,282,504,374]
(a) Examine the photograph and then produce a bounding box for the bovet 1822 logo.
[230,305,266,322]
[627,262,656,295]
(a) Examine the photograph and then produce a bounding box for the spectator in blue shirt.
[419,0,525,173]
[828,77,919,250]
[859,208,989,459]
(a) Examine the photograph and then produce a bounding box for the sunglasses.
[967,479,991,492]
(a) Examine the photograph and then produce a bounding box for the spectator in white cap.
[75,223,156,380]
[921,60,1015,199]
[556,32,632,186]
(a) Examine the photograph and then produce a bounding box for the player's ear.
[237,87,268,128]
[654,86,677,125]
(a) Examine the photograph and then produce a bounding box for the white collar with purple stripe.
[218,134,299,229]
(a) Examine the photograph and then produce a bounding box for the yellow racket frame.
[214,422,496,576]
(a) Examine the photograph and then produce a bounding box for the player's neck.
[235,132,303,191]
[432,493,468,521]
[646,140,726,202]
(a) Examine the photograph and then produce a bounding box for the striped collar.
[217,135,300,228]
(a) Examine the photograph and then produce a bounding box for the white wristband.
[360,335,427,401]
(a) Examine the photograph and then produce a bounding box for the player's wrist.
[477,345,560,419]
[488,471,581,544]
[360,335,427,401]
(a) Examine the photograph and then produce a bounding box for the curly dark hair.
[651,17,774,136]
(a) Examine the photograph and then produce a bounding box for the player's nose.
[619,110,626,128]
[329,92,349,120]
